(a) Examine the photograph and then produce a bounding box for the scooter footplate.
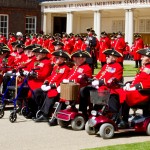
[56,111,71,121]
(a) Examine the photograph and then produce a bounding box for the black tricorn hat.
[101,31,107,35]
[0,43,7,48]
[15,43,25,48]
[24,44,41,50]
[103,48,123,57]
[117,31,123,35]
[51,50,70,59]
[86,27,92,32]
[0,46,10,54]
[11,41,19,46]
[52,41,64,46]
[137,48,150,57]
[134,33,141,37]
[71,50,91,58]
[32,47,50,54]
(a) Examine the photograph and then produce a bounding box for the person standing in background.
[99,31,111,67]
[132,33,144,68]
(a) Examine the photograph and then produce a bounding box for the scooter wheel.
[58,119,70,128]
[71,116,85,131]
[0,108,4,118]
[146,123,150,136]
[36,110,43,119]
[21,106,29,117]
[9,112,17,123]
[99,123,114,139]
[85,121,98,135]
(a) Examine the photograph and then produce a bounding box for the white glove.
[126,86,136,91]
[92,80,99,87]
[85,41,89,45]
[78,75,82,79]
[41,85,51,91]
[16,72,20,76]
[62,79,69,83]
[23,70,29,76]
[57,86,61,93]
[123,83,130,91]
[7,70,12,74]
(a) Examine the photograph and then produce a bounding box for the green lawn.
[84,141,150,150]
[94,63,138,77]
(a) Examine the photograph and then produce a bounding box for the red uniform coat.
[37,38,43,46]
[125,63,150,106]
[95,62,123,85]
[14,52,28,70]
[95,62,123,101]
[46,63,70,97]
[66,62,92,87]
[132,38,144,60]
[7,36,16,52]
[0,36,7,44]
[73,39,82,52]
[31,37,37,44]
[114,37,126,63]
[42,39,49,49]
[63,39,72,54]
[99,36,111,62]
[27,58,52,92]
[24,38,31,46]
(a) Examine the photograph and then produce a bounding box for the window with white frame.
[0,15,8,38]
[25,16,36,34]
[139,19,150,33]
[112,20,125,33]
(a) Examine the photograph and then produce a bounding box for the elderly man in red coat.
[79,48,123,119]
[132,33,144,68]
[33,50,70,122]
[112,48,150,128]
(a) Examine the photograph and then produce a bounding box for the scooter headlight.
[91,110,97,116]
[88,118,97,127]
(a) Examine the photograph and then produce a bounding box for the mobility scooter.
[85,88,150,139]
[56,82,87,131]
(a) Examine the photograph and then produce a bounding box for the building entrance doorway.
[53,17,66,35]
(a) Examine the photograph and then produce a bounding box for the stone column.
[43,13,47,35]
[96,10,101,40]
[128,9,134,47]
[67,11,73,34]
[125,9,129,43]
[94,10,101,40]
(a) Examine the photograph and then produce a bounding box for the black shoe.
[25,112,35,119]
[118,120,129,129]
[34,115,48,122]
[48,118,58,126]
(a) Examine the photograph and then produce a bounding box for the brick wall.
[0,0,41,35]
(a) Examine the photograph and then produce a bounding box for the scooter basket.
[90,89,110,105]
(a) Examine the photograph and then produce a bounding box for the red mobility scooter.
[85,87,150,139]
[56,82,87,131]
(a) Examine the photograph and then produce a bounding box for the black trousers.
[33,88,47,110]
[135,60,141,68]
[40,94,59,116]
[79,86,96,115]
